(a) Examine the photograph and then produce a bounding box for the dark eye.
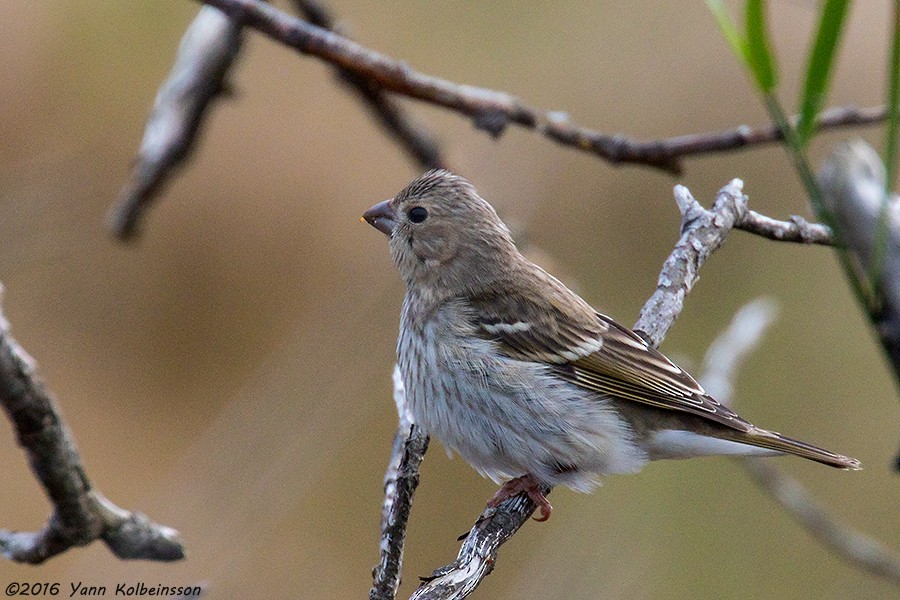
[408,206,428,223]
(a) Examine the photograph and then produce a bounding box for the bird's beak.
[361,200,397,237]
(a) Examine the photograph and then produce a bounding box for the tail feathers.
[744,428,861,470]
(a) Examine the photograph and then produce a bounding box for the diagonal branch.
[195,0,888,175]
[698,300,900,587]
[0,283,184,564]
[288,0,446,171]
[635,180,749,344]
[108,6,244,240]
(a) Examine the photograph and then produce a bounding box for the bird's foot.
[487,474,552,521]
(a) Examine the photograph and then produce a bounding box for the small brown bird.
[363,170,860,521]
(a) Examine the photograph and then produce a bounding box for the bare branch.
[697,299,900,587]
[370,367,429,600]
[409,489,547,600]
[194,0,888,174]
[289,1,446,171]
[108,6,244,240]
[635,180,748,345]
[741,459,900,585]
[0,283,184,564]
[737,210,834,245]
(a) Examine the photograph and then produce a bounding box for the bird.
[362,169,860,521]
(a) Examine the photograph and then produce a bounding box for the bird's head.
[362,170,517,294]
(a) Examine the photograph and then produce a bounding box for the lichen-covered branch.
[409,490,547,600]
[0,284,184,564]
[737,210,833,245]
[635,180,748,345]
[370,367,429,600]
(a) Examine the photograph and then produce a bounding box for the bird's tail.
[742,427,861,469]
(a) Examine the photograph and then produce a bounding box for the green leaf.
[744,0,778,91]
[884,1,900,191]
[796,0,852,147]
[705,0,749,66]
[871,1,900,291]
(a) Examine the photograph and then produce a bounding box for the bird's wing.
[466,281,753,433]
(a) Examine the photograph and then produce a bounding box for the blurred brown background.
[1,1,897,598]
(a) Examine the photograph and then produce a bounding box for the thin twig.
[697,299,900,587]
[0,284,184,564]
[737,210,834,245]
[194,0,888,175]
[289,0,445,171]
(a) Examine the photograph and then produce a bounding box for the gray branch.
[113,0,447,241]
[370,367,429,600]
[0,284,185,564]
[737,210,833,245]
[108,6,244,240]
[698,299,900,587]
[635,180,748,345]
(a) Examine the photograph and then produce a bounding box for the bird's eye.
[408,206,428,223]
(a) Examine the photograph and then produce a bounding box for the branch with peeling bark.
[0,284,184,564]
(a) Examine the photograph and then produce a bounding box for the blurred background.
[1,1,897,598]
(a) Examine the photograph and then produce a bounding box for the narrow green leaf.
[705,0,749,67]
[871,1,900,291]
[764,93,879,315]
[796,0,852,147]
[885,1,900,191]
[745,0,778,92]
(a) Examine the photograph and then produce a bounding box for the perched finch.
[363,170,860,521]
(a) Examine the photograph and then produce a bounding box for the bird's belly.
[399,334,648,491]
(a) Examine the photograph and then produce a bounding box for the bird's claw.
[486,474,552,521]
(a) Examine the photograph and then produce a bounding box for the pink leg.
[486,474,553,522]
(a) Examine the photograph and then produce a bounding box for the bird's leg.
[486,474,553,521]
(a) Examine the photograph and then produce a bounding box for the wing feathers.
[466,271,752,433]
